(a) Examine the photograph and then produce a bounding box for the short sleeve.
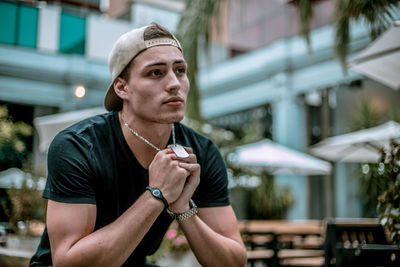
[194,141,230,207]
[43,130,96,204]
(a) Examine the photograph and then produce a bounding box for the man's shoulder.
[51,111,116,149]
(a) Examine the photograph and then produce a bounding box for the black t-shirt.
[29,111,229,267]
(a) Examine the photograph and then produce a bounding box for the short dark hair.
[119,23,175,82]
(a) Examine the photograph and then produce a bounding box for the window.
[17,5,38,48]
[0,1,38,48]
[0,1,17,45]
[59,11,86,55]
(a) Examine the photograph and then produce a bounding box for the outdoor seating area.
[240,218,400,267]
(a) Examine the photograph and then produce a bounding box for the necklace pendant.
[171,144,190,158]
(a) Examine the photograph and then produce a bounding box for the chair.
[323,218,400,267]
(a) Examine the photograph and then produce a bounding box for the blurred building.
[0,0,183,171]
[198,0,400,219]
[1,0,399,220]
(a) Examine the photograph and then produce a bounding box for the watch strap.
[146,186,168,208]
[166,199,198,221]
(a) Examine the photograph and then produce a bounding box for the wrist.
[145,186,168,208]
[146,191,165,209]
[168,203,190,214]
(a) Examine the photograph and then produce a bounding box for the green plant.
[352,98,397,217]
[245,172,294,220]
[0,105,32,170]
[5,174,46,235]
[358,162,393,217]
[377,140,400,247]
[6,181,45,223]
[294,0,400,69]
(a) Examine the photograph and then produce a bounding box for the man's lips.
[163,97,184,105]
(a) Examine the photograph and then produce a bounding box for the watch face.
[152,189,161,197]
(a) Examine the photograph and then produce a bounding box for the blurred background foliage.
[0,105,45,234]
[245,172,294,220]
[176,0,224,121]
[294,0,400,69]
[350,99,400,220]
[4,179,46,235]
[0,105,32,170]
[376,140,400,247]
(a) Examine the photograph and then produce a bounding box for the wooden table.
[239,220,324,267]
[239,220,323,249]
[239,220,323,236]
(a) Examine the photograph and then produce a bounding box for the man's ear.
[114,77,128,100]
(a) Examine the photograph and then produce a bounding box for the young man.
[30,23,246,266]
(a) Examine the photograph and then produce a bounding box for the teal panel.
[17,5,38,48]
[59,12,85,55]
[0,2,17,45]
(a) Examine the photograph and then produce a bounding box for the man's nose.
[165,70,181,92]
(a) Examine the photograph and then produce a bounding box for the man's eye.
[176,67,186,74]
[149,70,162,76]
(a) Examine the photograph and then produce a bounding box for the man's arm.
[178,206,247,267]
[168,147,246,266]
[47,191,164,267]
[47,149,189,267]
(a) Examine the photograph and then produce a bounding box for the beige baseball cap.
[104,25,182,111]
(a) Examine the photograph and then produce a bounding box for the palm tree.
[176,0,224,121]
[291,0,400,68]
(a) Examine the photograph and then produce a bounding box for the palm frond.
[334,0,400,71]
[176,0,224,121]
[293,0,314,48]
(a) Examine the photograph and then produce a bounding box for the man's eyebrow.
[174,60,186,64]
[144,60,186,68]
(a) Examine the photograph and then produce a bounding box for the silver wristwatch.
[166,199,198,221]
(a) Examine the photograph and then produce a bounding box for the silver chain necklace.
[121,113,189,158]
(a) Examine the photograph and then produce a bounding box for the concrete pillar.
[37,5,60,53]
[272,94,309,219]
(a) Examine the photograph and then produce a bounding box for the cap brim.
[104,83,122,111]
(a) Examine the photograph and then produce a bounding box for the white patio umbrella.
[348,21,400,90]
[34,107,106,153]
[227,139,332,176]
[309,121,400,163]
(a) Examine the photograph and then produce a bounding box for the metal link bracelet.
[166,199,198,221]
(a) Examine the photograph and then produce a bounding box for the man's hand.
[168,147,201,213]
[148,148,189,204]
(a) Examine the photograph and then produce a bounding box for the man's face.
[124,45,189,124]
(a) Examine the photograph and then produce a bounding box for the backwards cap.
[104,25,181,111]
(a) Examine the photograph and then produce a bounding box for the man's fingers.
[178,162,200,173]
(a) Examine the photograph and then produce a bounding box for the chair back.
[323,218,399,267]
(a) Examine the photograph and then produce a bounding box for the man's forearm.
[49,192,164,267]
[178,215,247,267]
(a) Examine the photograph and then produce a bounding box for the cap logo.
[144,38,180,49]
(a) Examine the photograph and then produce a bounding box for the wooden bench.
[247,249,275,267]
[280,257,325,267]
